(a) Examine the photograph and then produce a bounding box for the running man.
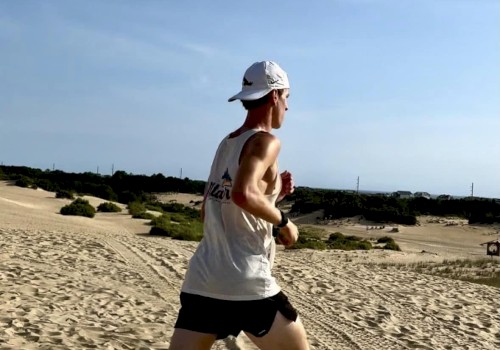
[170,61,309,350]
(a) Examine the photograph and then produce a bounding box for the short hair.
[241,89,286,110]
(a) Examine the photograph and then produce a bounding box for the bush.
[56,190,75,199]
[292,236,328,250]
[377,236,395,244]
[34,179,60,192]
[133,212,156,220]
[289,226,328,250]
[145,204,164,213]
[128,201,146,216]
[374,236,401,250]
[152,201,201,219]
[328,232,345,241]
[60,198,95,218]
[15,176,32,188]
[383,241,401,251]
[149,213,203,241]
[97,202,122,213]
[328,232,372,250]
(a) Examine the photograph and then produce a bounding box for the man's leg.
[169,328,216,350]
[244,312,309,350]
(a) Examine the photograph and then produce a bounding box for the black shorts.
[174,291,298,340]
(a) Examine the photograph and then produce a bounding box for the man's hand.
[278,170,295,202]
[277,220,299,247]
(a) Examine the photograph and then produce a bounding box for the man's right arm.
[231,133,298,246]
[231,132,282,224]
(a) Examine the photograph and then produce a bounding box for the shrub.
[34,179,59,192]
[97,202,122,213]
[287,226,328,250]
[383,241,401,251]
[291,236,328,250]
[145,204,164,213]
[15,176,32,188]
[150,213,203,241]
[377,236,395,244]
[328,232,345,241]
[328,232,372,250]
[128,201,146,216]
[374,236,401,250]
[133,212,156,220]
[156,201,201,219]
[60,198,95,218]
[56,190,75,199]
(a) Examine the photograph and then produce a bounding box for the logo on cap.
[243,77,253,86]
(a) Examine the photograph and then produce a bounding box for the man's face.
[272,88,290,129]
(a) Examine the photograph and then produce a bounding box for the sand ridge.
[1,181,499,349]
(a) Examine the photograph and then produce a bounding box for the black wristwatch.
[276,210,289,228]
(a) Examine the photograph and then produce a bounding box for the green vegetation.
[134,212,156,220]
[290,226,396,251]
[149,213,203,241]
[1,165,204,205]
[126,201,155,219]
[292,226,328,250]
[288,187,500,225]
[3,165,498,225]
[327,232,372,250]
[3,164,499,244]
[97,202,122,213]
[56,190,75,199]
[15,176,34,188]
[60,198,96,218]
[370,258,500,288]
[128,201,147,216]
[376,236,401,251]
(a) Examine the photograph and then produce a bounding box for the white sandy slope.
[1,182,499,350]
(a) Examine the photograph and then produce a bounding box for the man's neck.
[243,108,273,132]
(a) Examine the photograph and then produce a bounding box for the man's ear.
[269,90,278,105]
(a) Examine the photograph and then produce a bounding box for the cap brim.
[228,88,273,102]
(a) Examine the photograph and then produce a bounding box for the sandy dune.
[1,181,499,349]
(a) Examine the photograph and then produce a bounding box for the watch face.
[488,244,498,255]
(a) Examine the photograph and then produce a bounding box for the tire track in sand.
[100,235,181,302]
[101,233,250,350]
[277,253,409,350]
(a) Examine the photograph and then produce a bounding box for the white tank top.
[181,129,281,300]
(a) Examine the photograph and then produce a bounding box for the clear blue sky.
[1,0,499,198]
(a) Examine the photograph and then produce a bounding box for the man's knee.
[245,312,309,350]
[169,328,216,350]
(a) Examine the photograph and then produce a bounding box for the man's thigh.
[169,328,216,350]
[244,312,309,350]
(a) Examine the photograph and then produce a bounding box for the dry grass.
[368,258,500,288]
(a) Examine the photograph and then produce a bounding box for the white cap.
[228,61,289,102]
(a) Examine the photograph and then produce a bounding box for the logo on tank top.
[207,168,232,202]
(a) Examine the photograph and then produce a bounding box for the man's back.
[181,129,281,300]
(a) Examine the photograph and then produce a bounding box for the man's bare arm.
[231,132,282,225]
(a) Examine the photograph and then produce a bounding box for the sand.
[1,181,499,349]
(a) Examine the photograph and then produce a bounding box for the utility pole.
[471,182,474,197]
[180,168,183,179]
[356,176,360,194]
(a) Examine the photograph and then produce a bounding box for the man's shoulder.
[250,131,280,145]
[244,131,281,157]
